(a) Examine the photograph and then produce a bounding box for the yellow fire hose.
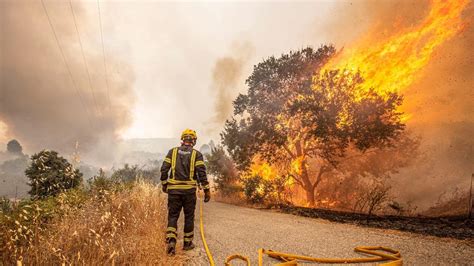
[198,194,403,266]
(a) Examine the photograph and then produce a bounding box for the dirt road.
[183,201,473,265]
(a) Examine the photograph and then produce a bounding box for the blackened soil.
[271,204,474,240]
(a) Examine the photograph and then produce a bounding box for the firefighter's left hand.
[204,189,211,202]
[162,183,168,193]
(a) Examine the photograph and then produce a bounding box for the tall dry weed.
[1,181,185,265]
[214,191,247,206]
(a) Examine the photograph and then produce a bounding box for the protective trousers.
[166,193,196,244]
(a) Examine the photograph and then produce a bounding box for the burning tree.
[318,133,421,211]
[206,146,239,195]
[222,46,405,206]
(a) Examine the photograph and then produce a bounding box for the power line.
[97,0,112,110]
[40,0,93,127]
[69,0,101,116]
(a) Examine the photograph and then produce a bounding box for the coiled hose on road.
[198,194,403,266]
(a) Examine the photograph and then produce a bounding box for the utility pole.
[72,141,80,168]
[469,143,473,219]
[469,173,473,219]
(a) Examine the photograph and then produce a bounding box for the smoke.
[319,0,474,211]
[0,1,136,165]
[209,41,254,128]
[314,0,430,47]
[394,2,474,210]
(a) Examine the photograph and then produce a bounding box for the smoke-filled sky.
[1,0,472,210]
[1,1,472,163]
[0,0,136,164]
[0,1,335,151]
[1,0,375,155]
[102,1,346,141]
[111,0,429,141]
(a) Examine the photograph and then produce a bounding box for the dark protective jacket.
[160,145,210,194]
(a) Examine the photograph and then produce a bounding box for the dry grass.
[1,181,185,265]
[214,191,252,207]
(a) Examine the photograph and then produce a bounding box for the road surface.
[181,201,473,265]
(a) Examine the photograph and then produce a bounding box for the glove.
[162,183,168,193]
[204,189,211,203]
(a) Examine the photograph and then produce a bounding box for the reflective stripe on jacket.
[160,145,209,194]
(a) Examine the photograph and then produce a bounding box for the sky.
[92,0,364,143]
[0,0,377,150]
[1,0,472,209]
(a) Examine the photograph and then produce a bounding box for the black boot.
[167,240,176,255]
[183,241,195,251]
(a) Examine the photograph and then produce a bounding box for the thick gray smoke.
[394,5,474,211]
[209,42,254,127]
[0,1,136,165]
[313,0,430,47]
[319,0,474,211]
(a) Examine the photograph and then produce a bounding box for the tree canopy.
[7,139,23,155]
[206,146,239,194]
[26,150,82,199]
[222,46,405,206]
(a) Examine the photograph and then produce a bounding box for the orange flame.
[291,156,305,176]
[319,199,338,208]
[250,156,305,180]
[322,0,469,100]
[250,161,277,181]
[249,0,469,208]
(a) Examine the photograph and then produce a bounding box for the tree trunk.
[294,140,314,206]
[311,166,326,198]
[300,162,315,206]
[305,183,316,207]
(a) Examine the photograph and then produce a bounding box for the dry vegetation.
[213,191,247,207]
[0,180,184,265]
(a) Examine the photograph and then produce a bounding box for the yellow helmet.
[181,129,197,140]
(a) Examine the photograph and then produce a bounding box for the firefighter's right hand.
[204,189,211,203]
[162,183,168,193]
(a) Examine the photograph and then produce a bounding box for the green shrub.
[26,150,83,199]
[111,164,142,183]
[242,175,273,204]
[241,174,292,204]
[87,169,131,198]
[89,169,117,189]
[0,196,12,214]
[207,146,239,195]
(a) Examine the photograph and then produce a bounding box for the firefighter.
[160,129,211,255]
